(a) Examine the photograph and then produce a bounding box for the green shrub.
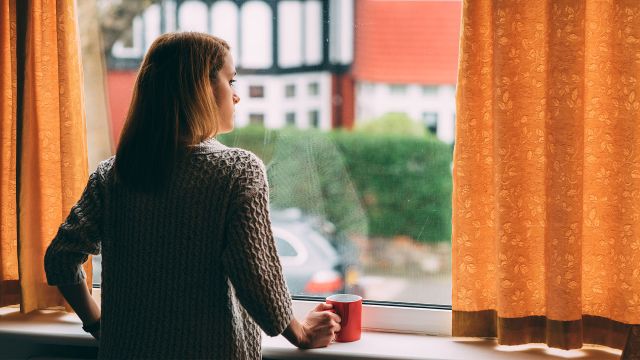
[219,126,452,243]
[356,112,431,138]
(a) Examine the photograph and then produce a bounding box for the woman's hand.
[299,303,341,349]
[282,302,341,349]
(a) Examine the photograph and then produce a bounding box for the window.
[86,0,457,335]
[390,84,407,95]
[285,112,296,126]
[308,82,319,96]
[285,84,296,98]
[422,85,438,95]
[249,85,265,98]
[422,112,438,134]
[309,110,320,128]
[249,113,265,126]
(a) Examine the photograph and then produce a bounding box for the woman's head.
[115,32,239,191]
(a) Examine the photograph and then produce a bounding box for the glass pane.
[82,0,459,306]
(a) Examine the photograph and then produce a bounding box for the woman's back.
[44,32,340,359]
[91,139,292,359]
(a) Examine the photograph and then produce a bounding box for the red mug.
[326,294,362,342]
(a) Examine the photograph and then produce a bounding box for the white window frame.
[90,286,452,336]
[293,300,451,336]
[291,299,451,336]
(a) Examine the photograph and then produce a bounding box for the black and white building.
[109,0,355,130]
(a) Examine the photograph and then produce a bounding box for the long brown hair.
[115,32,230,192]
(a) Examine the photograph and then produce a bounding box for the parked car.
[271,208,364,297]
[92,208,364,298]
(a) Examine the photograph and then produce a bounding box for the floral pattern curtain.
[0,0,90,312]
[453,0,640,350]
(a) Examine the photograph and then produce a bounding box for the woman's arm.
[222,152,340,346]
[57,282,100,324]
[57,282,101,339]
[44,161,110,340]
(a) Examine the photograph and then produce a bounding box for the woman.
[44,32,341,359]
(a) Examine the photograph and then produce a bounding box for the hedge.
[219,126,452,243]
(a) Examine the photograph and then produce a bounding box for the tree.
[97,0,158,57]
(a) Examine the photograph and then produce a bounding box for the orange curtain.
[0,0,90,312]
[0,0,20,308]
[453,0,640,350]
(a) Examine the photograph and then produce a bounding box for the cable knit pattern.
[44,138,293,359]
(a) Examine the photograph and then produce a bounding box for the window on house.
[308,82,319,96]
[390,84,407,95]
[309,110,320,128]
[285,84,296,98]
[422,112,438,134]
[285,112,296,126]
[249,85,265,98]
[422,85,438,95]
[249,113,265,126]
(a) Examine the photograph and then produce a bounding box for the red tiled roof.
[352,0,462,85]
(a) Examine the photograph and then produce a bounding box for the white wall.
[329,0,353,65]
[304,1,323,65]
[278,1,303,68]
[178,1,208,32]
[355,82,457,143]
[234,72,333,131]
[211,1,240,62]
[240,1,273,68]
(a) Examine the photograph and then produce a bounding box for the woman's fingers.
[327,311,341,323]
[332,322,341,333]
[315,302,333,311]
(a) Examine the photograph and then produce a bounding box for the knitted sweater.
[44,138,293,359]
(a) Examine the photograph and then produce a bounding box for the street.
[359,274,452,305]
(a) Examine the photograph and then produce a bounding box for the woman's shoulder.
[94,156,116,180]
[211,146,266,179]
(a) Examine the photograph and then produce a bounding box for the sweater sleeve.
[44,163,106,286]
[222,152,294,336]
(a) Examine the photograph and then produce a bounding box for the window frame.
[249,85,266,98]
[421,85,439,95]
[308,109,320,128]
[389,84,408,95]
[422,111,439,134]
[308,82,319,96]
[249,113,265,125]
[292,297,452,335]
[89,285,452,335]
[285,84,296,98]
[285,112,296,126]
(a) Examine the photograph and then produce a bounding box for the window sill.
[0,307,622,360]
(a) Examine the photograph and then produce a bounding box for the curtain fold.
[0,0,20,309]
[0,0,90,312]
[453,0,640,350]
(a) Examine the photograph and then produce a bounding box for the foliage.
[355,112,431,138]
[219,126,452,243]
